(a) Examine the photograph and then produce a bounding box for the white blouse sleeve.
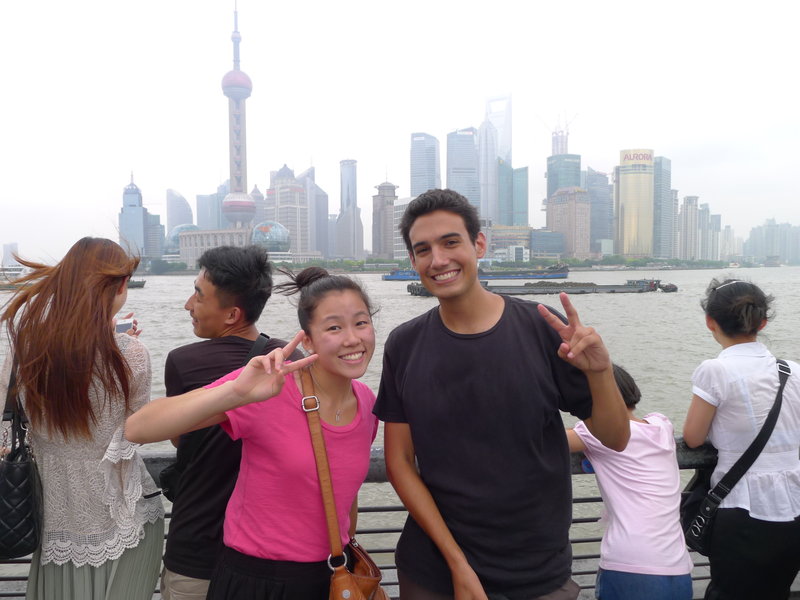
[691,358,725,407]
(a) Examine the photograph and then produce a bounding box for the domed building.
[252,221,290,253]
[165,224,200,254]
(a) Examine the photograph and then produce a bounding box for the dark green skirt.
[26,519,164,600]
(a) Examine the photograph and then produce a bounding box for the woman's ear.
[301,332,313,355]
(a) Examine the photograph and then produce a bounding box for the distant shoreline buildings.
[112,14,794,267]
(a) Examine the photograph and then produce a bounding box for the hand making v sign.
[537,292,611,374]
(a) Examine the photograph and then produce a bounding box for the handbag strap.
[299,368,346,563]
[708,359,791,504]
[2,357,28,450]
[3,357,19,422]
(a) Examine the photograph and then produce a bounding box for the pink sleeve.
[203,367,246,439]
[573,420,606,460]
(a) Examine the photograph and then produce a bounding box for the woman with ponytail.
[683,279,800,600]
[126,267,379,599]
[1,237,164,600]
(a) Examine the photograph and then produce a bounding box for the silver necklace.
[309,370,347,422]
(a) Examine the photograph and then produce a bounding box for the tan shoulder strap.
[300,369,345,560]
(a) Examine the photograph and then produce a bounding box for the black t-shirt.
[374,296,593,598]
[162,334,300,580]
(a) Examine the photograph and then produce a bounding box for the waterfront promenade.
[2,440,798,599]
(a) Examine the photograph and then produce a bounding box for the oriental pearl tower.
[221,8,256,228]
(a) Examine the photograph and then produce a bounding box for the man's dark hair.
[198,245,272,324]
[399,189,481,253]
[612,364,641,409]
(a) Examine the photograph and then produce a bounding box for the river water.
[107,265,799,431]
[2,266,798,596]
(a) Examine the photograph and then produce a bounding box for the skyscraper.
[678,195,699,260]
[220,9,255,228]
[478,118,498,223]
[166,189,193,233]
[446,128,479,207]
[485,96,512,163]
[372,181,398,259]
[546,155,581,200]
[250,185,266,224]
[652,157,675,259]
[478,96,513,224]
[546,187,591,259]
[709,213,722,261]
[410,133,441,197]
[510,166,529,226]
[196,181,228,231]
[497,167,530,227]
[334,159,364,259]
[614,149,655,257]
[296,167,329,257]
[265,165,310,254]
[585,167,613,253]
[119,176,147,256]
[118,176,163,260]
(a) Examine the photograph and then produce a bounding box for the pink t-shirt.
[573,413,693,576]
[206,368,378,562]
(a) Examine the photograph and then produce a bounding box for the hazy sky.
[1,0,798,261]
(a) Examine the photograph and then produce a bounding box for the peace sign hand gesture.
[231,331,318,406]
[537,292,611,374]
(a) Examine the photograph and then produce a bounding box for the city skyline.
[1,0,798,260]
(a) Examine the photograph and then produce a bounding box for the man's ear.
[408,251,416,270]
[475,232,487,259]
[225,305,243,325]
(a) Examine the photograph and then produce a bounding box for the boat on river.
[384,264,569,281]
[408,278,678,297]
[127,279,146,288]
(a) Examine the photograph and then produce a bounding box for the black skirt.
[207,545,351,600]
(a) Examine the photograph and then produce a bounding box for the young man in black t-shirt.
[374,190,630,600]
[160,246,301,600]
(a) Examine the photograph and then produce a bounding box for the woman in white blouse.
[683,279,800,600]
[1,237,163,600]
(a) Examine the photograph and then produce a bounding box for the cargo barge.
[407,279,677,297]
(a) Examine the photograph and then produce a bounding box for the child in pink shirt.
[568,365,693,600]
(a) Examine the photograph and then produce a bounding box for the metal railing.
[0,439,770,600]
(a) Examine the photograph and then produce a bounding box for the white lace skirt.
[26,518,164,600]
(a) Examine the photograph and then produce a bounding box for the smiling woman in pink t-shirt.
[126,267,379,600]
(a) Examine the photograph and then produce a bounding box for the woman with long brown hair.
[0,237,164,600]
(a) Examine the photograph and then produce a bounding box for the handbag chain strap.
[300,368,347,565]
[707,359,791,505]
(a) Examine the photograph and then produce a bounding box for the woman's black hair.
[274,266,375,333]
[701,278,773,338]
[612,364,641,409]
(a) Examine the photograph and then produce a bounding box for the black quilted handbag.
[0,362,43,559]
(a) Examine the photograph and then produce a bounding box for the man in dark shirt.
[374,190,630,600]
[160,245,301,600]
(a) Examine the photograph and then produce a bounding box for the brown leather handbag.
[300,370,388,600]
